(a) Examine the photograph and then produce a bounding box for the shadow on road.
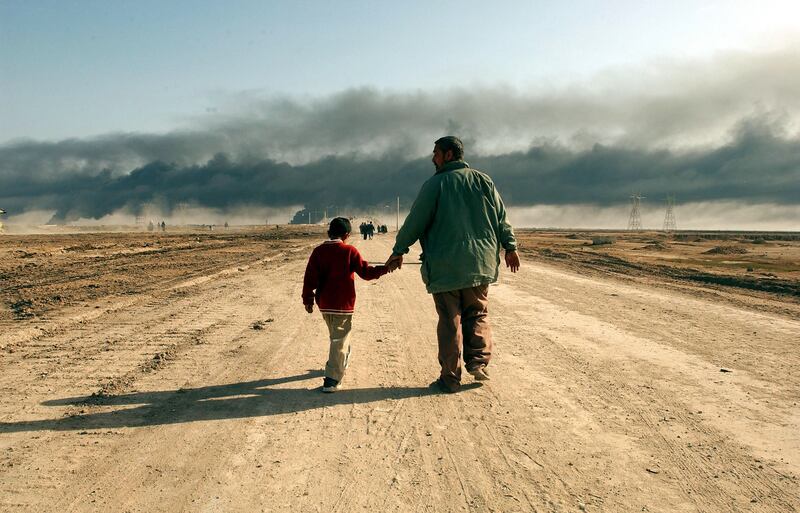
[0,370,480,433]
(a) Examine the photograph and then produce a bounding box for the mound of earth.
[639,242,668,251]
[704,246,749,255]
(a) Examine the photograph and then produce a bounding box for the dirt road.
[1,234,798,512]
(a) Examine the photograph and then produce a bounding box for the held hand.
[305,304,314,314]
[505,250,520,273]
[385,253,403,271]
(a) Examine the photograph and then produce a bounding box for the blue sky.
[2,0,798,142]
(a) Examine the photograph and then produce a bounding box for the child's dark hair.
[328,217,352,238]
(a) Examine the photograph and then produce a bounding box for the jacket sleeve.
[301,251,319,305]
[493,183,517,251]
[392,177,439,255]
[351,248,388,281]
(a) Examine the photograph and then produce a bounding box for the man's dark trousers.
[432,284,492,391]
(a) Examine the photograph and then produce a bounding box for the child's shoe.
[322,377,341,393]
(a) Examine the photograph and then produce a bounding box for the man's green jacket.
[392,160,517,294]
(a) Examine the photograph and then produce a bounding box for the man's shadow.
[0,370,479,433]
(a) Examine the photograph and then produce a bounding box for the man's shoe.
[429,378,459,394]
[468,367,490,381]
[322,377,341,393]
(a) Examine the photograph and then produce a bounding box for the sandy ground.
[515,231,800,318]
[0,230,798,512]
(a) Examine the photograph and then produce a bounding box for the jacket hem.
[425,278,495,295]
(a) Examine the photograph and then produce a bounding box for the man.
[386,136,519,393]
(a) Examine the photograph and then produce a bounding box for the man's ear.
[445,150,454,162]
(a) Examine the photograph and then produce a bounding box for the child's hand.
[305,304,314,313]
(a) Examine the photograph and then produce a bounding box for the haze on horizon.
[1,1,799,230]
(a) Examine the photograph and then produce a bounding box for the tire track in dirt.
[508,260,800,394]
[0,240,307,343]
[321,238,578,513]
[489,271,799,512]
[63,258,323,511]
[503,263,800,467]
[0,245,314,422]
[65,279,306,509]
[0,239,320,511]
[2,233,797,512]
[0,231,315,324]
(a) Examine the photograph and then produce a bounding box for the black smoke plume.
[0,117,797,224]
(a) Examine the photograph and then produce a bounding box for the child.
[302,217,389,392]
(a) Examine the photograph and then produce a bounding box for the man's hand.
[505,250,520,273]
[304,304,314,314]
[385,253,403,271]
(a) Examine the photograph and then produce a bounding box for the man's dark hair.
[434,136,464,160]
[328,217,352,238]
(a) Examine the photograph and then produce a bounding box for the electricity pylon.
[663,195,677,232]
[627,194,645,231]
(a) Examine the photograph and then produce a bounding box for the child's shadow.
[0,370,478,433]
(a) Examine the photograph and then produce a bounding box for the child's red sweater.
[302,239,388,314]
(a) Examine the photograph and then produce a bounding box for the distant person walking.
[385,136,519,393]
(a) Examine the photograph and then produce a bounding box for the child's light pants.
[322,313,353,382]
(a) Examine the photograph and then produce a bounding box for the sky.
[1,0,799,229]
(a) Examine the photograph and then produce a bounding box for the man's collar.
[436,160,470,174]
